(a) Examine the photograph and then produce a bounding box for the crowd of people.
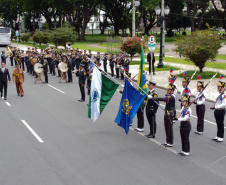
[0,46,225,157]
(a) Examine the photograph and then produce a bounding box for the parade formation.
[0,44,226,158]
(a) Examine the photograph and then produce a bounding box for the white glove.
[148,95,152,99]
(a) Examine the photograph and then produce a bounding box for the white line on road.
[130,127,178,155]
[48,84,65,94]
[21,120,44,143]
[6,102,11,106]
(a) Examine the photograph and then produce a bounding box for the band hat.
[182,76,190,82]
[169,74,176,79]
[80,63,85,67]
[104,52,108,55]
[167,83,176,90]
[181,95,190,102]
[126,72,131,77]
[197,81,204,87]
[218,81,225,87]
[148,81,156,86]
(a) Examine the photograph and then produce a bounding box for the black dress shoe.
[21,95,23,97]
[4,98,7,100]
[147,135,155,138]
[212,138,218,141]
[78,99,85,102]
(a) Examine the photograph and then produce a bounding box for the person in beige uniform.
[12,64,25,97]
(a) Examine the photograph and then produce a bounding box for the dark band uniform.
[103,53,108,73]
[41,59,48,83]
[109,54,114,77]
[153,84,175,146]
[146,81,159,138]
[76,64,86,101]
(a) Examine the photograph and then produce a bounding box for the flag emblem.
[91,89,99,102]
[122,99,132,115]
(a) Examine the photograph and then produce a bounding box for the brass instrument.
[5,45,13,57]
[66,42,73,49]
[30,57,38,65]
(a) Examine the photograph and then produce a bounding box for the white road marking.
[48,84,65,94]
[211,156,226,165]
[6,102,11,106]
[130,127,178,155]
[159,104,226,128]
[21,120,44,143]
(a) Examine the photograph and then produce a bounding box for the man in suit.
[12,64,25,97]
[0,62,11,100]
[76,63,86,102]
[1,51,8,64]
[147,51,155,75]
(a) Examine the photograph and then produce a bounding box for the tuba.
[66,42,73,49]
[5,45,13,57]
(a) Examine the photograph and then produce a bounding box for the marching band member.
[12,63,25,97]
[176,95,192,156]
[76,63,86,102]
[211,78,226,142]
[194,76,206,135]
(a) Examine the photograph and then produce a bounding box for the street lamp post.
[155,5,170,68]
[132,0,140,37]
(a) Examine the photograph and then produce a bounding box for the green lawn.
[177,71,223,79]
[12,40,48,50]
[146,65,180,72]
[216,54,226,60]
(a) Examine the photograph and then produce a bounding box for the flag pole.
[91,60,124,87]
[123,73,165,111]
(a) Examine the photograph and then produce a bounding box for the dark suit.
[147,52,155,74]
[1,54,8,64]
[0,68,11,98]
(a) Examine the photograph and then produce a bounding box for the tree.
[174,29,222,72]
[185,0,209,32]
[50,28,76,47]
[102,0,132,35]
[165,0,185,32]
[137,0,161,36]
[120,36,145,61]
[211,0,226,32]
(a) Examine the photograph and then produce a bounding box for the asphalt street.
[1,47,226,185]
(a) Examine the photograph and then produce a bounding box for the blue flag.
[115,79,146,134]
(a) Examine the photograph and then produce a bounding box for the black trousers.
[214,109,225,138]
[44,71,48,83]
[150,61,155,74]
[104,62,107,72]
[110,66,114,77]
[164,111,174,144]
[10,57,13,66]
[146,110,156,135]
[79,84,85,100]
[137,107,144,129]
[120,72,124,80]
[196,104,205,132]
[14,59,17,66]
[180,121,191,153]
[116,68,119,78]
[51,63,55,75]
[25,61,29,73]
[48,62,52,74]
[0,82,7,98]
[21,60,25,71]
[68,70,72,82]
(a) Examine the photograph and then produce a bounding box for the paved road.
[1,47,226,185]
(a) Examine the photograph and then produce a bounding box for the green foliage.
[20,33,30,42]
[177,70,223,79]
[32,31,42,45]
[120,37,145,60]
[50,28,76,47]
[174,29,222,72]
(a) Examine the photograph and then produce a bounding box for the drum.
[58,62,68,72]
[120,67,124,74]
[116,65,120,68]
[34,63,43,74]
